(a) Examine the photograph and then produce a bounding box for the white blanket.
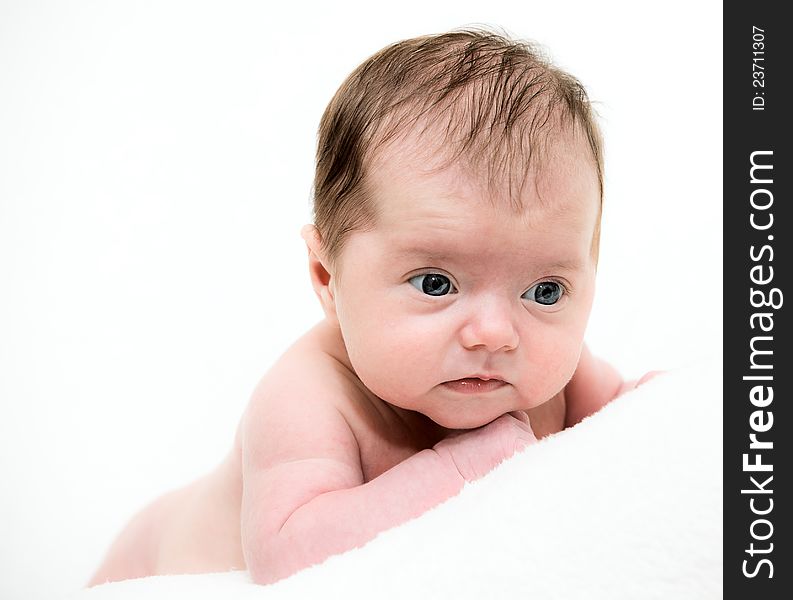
[72,360,722,599]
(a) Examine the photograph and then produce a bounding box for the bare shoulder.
[241,320,424,485]
[237,321,376,571]
[241,321,365,472]
[563,344,624,428]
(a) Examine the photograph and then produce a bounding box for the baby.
[89,28,651,587]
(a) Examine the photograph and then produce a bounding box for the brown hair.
[312,27,604,268]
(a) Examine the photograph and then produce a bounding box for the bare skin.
[87,321,625,586]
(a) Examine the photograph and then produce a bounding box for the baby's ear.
[300,224,338,324]
[300,224,320,254]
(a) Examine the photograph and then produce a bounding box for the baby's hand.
[616,370,664,398]
[433,412,537,482]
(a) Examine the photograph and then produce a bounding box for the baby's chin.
[380,387,537,431]
[421,406,513,430]
[382,397,497,432]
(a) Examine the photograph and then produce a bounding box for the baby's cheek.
[525,343,578,403]
[373,331,436,396]
[348,334,411,393]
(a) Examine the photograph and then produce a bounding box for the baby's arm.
[241,360,536,585]
[563,344,624,428]
[241,356,534,583]
[564,344,660,427]
[241,372,463,585]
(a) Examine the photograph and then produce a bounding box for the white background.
[0,1,722,598]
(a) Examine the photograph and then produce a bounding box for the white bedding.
[72,360,722,599]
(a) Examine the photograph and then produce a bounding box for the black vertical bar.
[724,2,791,597]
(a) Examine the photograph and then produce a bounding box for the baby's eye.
[408,273,456,296]
[522,281,564,305]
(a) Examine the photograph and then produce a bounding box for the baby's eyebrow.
[390,246,585,273]
[543,258,585,273]
[390,246,453,260]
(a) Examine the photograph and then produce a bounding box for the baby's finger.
[637,370,664,386]
[512,423,538,453]
[508,410,531,426]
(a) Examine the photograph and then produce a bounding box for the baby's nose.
[459,296,519,352]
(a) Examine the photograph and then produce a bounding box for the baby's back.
[155,444,246,574]
[88,436,245,585]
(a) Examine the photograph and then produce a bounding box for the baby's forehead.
[366,125,600,223]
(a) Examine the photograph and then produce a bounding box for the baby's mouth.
[442,377,507,394]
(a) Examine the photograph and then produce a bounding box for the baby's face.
[329,133,600,429]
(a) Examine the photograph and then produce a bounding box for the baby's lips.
[443,377,507,394]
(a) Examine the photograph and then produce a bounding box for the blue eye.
[523,281,564,305]
[408,273,455,296]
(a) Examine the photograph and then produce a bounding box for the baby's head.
[304,29,603,429]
